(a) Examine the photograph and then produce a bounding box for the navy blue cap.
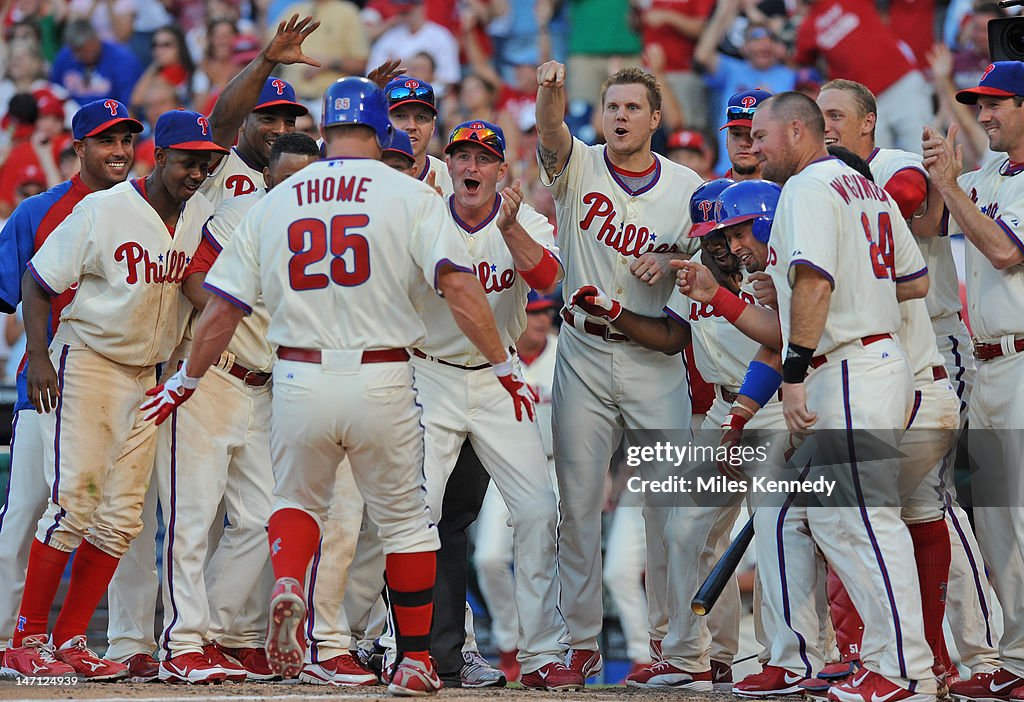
[154,110,229,153]
[72,99,143,140]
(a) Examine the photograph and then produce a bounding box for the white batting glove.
[569,284,622,321]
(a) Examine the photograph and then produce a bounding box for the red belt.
[412,348,490,371]
[932,366,948,381]
[561,308,629,342]
[277,347,410,364]
[973,337,1024,361]
[809,334,892,370]
[181,358,271,387]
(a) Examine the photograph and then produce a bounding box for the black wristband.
[782,343,816,384]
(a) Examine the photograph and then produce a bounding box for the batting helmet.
[713,180,782,244]
[321,77,392,147]
[688,178,735,237]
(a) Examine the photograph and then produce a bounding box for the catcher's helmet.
[714,179,782,244]
[321,77,392,147]
[688,178,735,237]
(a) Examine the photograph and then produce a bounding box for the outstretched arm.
[535,60,573,179]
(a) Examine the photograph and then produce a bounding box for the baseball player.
[0,99,144,678]
[534,60,702,682]
[201,15,317,207]
[473,290,561,684]
[152,132,321,683]
[105,19,320,673]
[0,110,222,680]
[722,90,772,182]
[750,91,936,702]
[569,179,788,690]
[815,79,999,688]
[382,129,417,176]
[383,77,454,195]
[923,61,1024,702]
[139,77,535,697]
[405,119,569,689]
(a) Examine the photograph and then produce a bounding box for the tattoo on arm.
[538,143,559,174]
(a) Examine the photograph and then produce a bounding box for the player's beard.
[731,162,758,177]
[761,154,800,185]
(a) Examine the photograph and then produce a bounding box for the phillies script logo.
[114,242,190,285]
[579,192,676,257]
[696,199,714,221]
[271,79,286,95]
[103,99,119,116]
[405,79,420,89]
[226,174,257,197]
[197,116,209,135]
[689,291,756,321]
[741,95,757,108]
[981,64,996,82]
[477,261,515,293]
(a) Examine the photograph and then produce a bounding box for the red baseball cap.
[667,130,707,153]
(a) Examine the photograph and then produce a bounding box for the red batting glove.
[718,412,749,481]
[493,354,538,422]
[140,367,201,425]
[569,284,622,321]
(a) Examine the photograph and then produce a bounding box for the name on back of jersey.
[291,174,372,206]
[828,171,889,206]
[579,191,679,258]
[114,242,191,285]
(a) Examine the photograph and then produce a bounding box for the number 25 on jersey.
[861,211,894,280]
[289,214,371,290]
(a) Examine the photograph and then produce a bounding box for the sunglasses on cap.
[726,105,757,122]
[386,83,435,104]
[447,123,505,157]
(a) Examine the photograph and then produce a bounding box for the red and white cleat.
[54,636,128,681]
[265,577,306,679]
[828,668,937,702]
[388,656,443,696]
[713,659,734,692]
[625,661,714,691]
[566,648,603,680]
[733,665,808,697]
[520,661,585,691]
[214,645,278,682]
[159,651,228,684]
[0,635,76,679]
[122,653,160,682]
[202,644,247,682]
[951,668,1024,702]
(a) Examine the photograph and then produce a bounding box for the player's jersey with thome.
[204,157,472,351]
[414,196,558,366]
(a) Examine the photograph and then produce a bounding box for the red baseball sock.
[909,519,951,660]
[52,540,119,647]
[386,551,436,656]
[12,540,71,646]
[826,566,864,662]
[267,508,320,585]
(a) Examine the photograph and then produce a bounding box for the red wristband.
[519,248,559,290]
[710,286,747,324]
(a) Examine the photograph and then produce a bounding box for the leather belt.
[277,347,410,364]
[972,337,1024,361]
[183,357,271,387]
[932,366,948,381]
[561,308,629,342]
[809,334,892,370]
[412,348,490,371]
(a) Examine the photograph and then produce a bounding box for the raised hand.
[367,59,406,88]
[264,14,321,67]
[537,60,566,89]
[497,180,524,232]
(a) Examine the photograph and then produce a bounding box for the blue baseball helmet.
[321,77,392,147]
[688,178,735,237]
[713,180,782,244]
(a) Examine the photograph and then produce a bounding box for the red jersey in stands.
[642,0,715,72]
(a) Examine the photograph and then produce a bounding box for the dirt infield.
[0,680,726,702]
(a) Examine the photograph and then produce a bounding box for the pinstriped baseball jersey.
[868,147,962,320]
[200,148,265,208]
[768,157,926,356]
[204,157,473,350]
[946,154,1024,339]
[663,249,760,389]
[414,196,558,365]
[540,136,703,346]
[422,154,453,196]
[200,191,274,372]
[27,179,214,366]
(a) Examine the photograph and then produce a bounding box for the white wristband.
[491,352,514,378]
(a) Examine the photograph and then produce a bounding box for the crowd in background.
[0,0,1008,375]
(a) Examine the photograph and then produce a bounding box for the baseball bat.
[690,515,755,616]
